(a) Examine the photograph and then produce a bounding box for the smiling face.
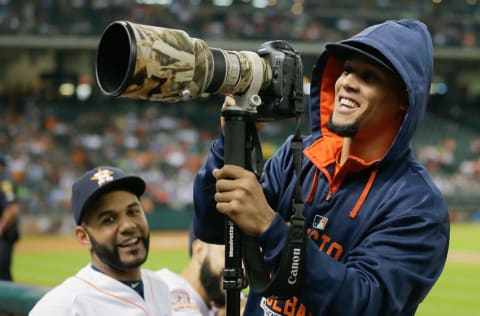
[328,55,407,139]
[75,190,150,280]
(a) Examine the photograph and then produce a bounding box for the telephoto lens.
[95,21,271,103]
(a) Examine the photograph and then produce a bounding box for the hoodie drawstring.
[349,168,378,218]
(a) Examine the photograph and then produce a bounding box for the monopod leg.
[222,109,249,316]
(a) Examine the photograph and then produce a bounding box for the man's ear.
[75,226,91,247]
[191,239,207,263]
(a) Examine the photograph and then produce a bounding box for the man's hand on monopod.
[213,165,275,236]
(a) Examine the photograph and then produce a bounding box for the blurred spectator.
[417,137,456,172]
[0,1,478,48]
[0,156,20,281]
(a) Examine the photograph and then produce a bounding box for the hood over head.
[308,19,433,162]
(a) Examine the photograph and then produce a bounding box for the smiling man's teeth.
[340,98,358,108]
[123,238,138,246]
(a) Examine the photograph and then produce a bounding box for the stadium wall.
[0,281,49,315]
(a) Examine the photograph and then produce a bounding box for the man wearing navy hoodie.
[193,19,450,315]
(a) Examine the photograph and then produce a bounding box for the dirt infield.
[15,231,190,252]
[447,251,480,264]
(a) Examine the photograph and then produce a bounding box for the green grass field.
[10,223,480,315]
[416,223,480,316]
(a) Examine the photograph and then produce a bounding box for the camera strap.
[242,120,307,300]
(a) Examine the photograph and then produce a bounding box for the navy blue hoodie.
[193,19,450,315]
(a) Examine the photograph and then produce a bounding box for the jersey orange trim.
[349,168,378,219]
[75,276,151,316]
[304,137,341,168]
[305,169,319,204]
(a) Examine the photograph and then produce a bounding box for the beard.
[200,256,225,307]
[87,230,150,273]
[327,115,359,137]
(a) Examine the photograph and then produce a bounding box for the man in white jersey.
[30,166,172,316]
[157,228,239,316]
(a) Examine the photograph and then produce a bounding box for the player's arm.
[193,133,226,244]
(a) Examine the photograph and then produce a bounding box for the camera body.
[256,41,304,121]
[95,21,304,121]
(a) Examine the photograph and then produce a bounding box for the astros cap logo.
[90,167,114,187]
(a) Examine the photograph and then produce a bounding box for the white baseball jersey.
[29,264,172,316]
[156,268,216,316]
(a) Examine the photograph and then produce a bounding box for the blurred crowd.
[418,136,480,199]
[1,0,479,221]
[1,97,213,216]
[0,0,479,48]
[1,87,480,219]
[0,91,294,217]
